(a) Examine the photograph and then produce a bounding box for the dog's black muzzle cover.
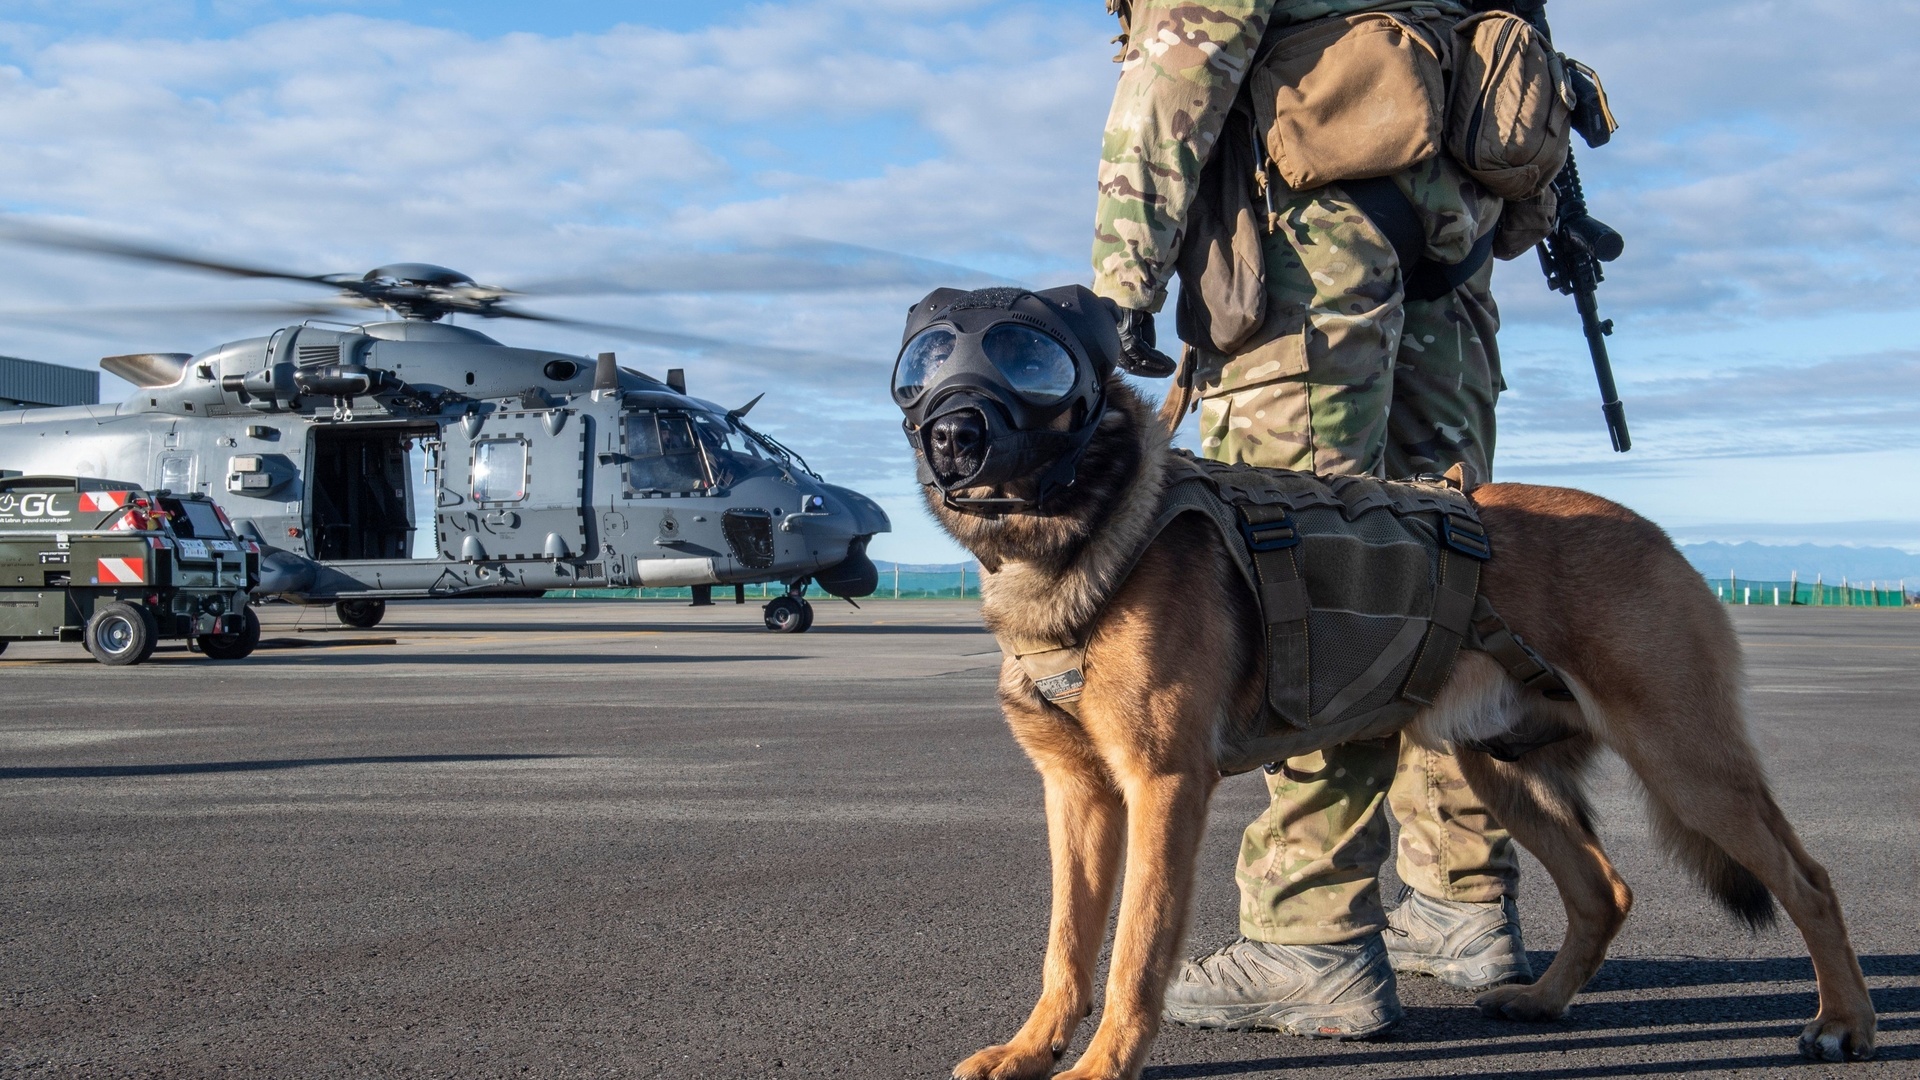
[892,285,1121,513]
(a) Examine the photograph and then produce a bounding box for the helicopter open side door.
[436,408,589,562]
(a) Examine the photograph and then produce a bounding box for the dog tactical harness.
[1002,454,1571,775]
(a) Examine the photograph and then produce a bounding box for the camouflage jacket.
[1092,0,1485,312]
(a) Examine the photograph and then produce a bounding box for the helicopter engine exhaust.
[101,352,191,388]
[293,364,381,399]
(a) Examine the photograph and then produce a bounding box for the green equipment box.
[0,475,261,665]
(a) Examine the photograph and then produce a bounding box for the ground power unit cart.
[0,476,261,665]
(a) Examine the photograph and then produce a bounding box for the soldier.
[1094,0,1534,1038]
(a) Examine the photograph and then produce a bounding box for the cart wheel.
[336,599,386,628]
[763,595,807,633]
[85,602,158,666]
[199,607,262,660]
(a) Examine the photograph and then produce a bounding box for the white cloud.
[0,0,1912,562]
[1503,0,1920,323]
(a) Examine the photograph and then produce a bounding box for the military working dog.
[894,289,1874,1080]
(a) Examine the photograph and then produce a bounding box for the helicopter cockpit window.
[689,413,776,488]
[471,437,529,503]
[625,412,710,493]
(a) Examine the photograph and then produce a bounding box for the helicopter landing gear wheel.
[85,602,158,666]
[336,599,386,628]
[763,595,813,634]
[199,607,261,661]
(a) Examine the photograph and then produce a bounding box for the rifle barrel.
[1574,287,1631,452]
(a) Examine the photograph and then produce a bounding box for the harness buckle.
[1238,510,1300,553]
[1439,513,1492,561]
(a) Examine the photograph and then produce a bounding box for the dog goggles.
[892,323,1077,406]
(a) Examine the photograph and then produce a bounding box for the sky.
[0,0,1914,563]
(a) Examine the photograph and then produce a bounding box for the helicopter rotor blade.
[512,238,1011,298]
[0,301,360,321]
[0,217,346,289]
[485,306,873,371]
[0,300,363,338]
[489,307,769,352]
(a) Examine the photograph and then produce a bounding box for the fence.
[547,564,983,602]
[1708,576,1911,608]
[550,570,1913,607]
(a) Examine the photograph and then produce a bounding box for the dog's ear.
[1032,284,1123,379]
[976,552,1002,574]
[905,288,972,337]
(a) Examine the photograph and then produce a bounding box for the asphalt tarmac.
[1,599,1914,1078]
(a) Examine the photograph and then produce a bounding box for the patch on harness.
[1034,668,1085,703]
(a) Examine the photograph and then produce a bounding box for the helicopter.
[0,225,904,633]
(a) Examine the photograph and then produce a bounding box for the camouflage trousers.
[1190,180,1518,945]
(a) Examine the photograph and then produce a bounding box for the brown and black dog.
[920,380,1875,1080]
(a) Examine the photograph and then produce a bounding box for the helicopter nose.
[928,409,986,484]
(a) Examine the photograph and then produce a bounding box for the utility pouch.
[1250,13,1447,192]
[1175,106,1268,355]
[1493,184,1557,261]
[1446,10,1574,200]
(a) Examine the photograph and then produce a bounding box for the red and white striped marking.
[95,556,145,584]
[107,509,143,531]
[79,491,130,513]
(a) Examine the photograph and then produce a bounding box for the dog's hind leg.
[1453,735,1635,1022]
[1059,767,1216,1080]
[954,750,1126,1080]
[1600,698,1877,1062]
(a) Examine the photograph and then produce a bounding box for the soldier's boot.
[1384,889,1533,991]
[1162,935,1402,1038]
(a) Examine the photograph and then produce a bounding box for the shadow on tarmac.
[234,652,814,666]
[381,621,990,635]
[1144,955,1919,1078]
[0,753,571,780]
[1588,953,1920,987]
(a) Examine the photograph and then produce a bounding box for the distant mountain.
[1677,542,1919,584]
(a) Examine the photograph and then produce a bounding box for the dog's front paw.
[1473,983,1569,1023]
[1799,1015,1875,1062]
[953,1041,1059,1080]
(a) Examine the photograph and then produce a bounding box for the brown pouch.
[1250,13,1446,192]
[1447,10,1573,200]
[1492,184,1557,261]
[1175,107,1267,355]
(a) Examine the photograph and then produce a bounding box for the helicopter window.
[159,453,195,494]
[624,412,710,493]
[689,413,777,488]
[471,437,529,503]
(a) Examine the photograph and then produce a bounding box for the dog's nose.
[930,412,984,457]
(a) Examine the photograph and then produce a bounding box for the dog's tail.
[1641,787,1779,930]
[1621,660,1781,931]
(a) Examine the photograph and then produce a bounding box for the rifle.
[1494,0,1633,452]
